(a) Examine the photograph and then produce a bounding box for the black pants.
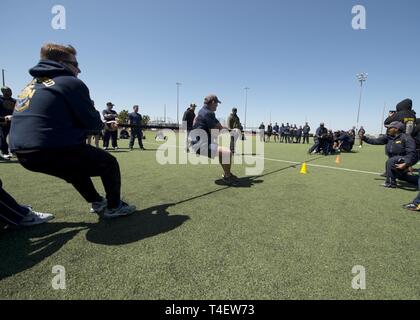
[0,179,30,226]
[16,145,121,209]
[0,125,10,154]
[385,156,419,185]
[303,134,310,144]
[103,130,118,148]
[129,129,144,149]
[309,139,328,154]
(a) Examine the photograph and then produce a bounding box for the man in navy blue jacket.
[128,105,145,151]
[362,122,418,188]
[10,43,136,218]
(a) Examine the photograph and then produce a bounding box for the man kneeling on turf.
[10,43,136,218]
[362,122,418,188]
[190,94,238,184]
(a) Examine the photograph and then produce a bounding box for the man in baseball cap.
[362,121,418,188]
[190,94,238,184]
[204,94,222,105]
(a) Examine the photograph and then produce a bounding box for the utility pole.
[1,69,5,87]
[244,87,250,130]
[176,82,182,126]
[381,102,386,135]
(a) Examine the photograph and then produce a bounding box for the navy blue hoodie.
[10,60,104,151]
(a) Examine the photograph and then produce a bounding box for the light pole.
[2,69,5,87]
[356,73,368,131]
[176,82,182,126]
[244,87,250,130]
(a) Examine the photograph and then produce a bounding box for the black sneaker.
[222,174,238,185]
[403,203,420,212]
[382,182,397,189]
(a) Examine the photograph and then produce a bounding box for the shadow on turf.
[0,204,189,279]
[0,222,88,280]
[86,203,190,246]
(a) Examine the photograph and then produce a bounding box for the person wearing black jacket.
[182,104,197,131]
[0,87,16,159]
[182,104,197,152]
[363,122,418,188]
[10,43,136,218]
[309,123,328,155]
[384,99,416,134]
[102,102,119,150]
[302,123,311,144]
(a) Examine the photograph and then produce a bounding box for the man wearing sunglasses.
[9,43,136,219]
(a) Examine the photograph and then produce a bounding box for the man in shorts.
[190,94,238,184]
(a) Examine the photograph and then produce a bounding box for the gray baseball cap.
[385,121,405,131]
[204,94,222,105]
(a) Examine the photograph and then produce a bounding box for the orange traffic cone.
[300,163,308,174]
[335,155,341,165]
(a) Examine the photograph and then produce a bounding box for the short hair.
[133,105,139,109]
[40,43,77,62]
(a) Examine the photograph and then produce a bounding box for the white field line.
[143,141,381,176]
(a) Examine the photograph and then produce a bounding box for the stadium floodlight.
[356,73,368,132]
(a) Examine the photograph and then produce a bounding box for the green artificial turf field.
[1,132,420,300]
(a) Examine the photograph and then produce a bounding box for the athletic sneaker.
[90,197,107,214]
[403,203,420,212]
[223,174,239,185]
[104,201,136,219]
[382,182,397,189]
[20,208,54,227]
[0,153,11,160]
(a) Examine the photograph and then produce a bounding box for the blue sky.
[1,0,420,133]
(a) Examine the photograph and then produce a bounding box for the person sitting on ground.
[336,130,355,153]
[362,122,418,188]
[119,128,130,139]
[190,94,238,184]
[10,43,136,218]
[309,123,328,155]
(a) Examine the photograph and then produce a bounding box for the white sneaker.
[90,197,107,214]
[20,208,54,227]
[0,153,11,160]
[104,201,136,219]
